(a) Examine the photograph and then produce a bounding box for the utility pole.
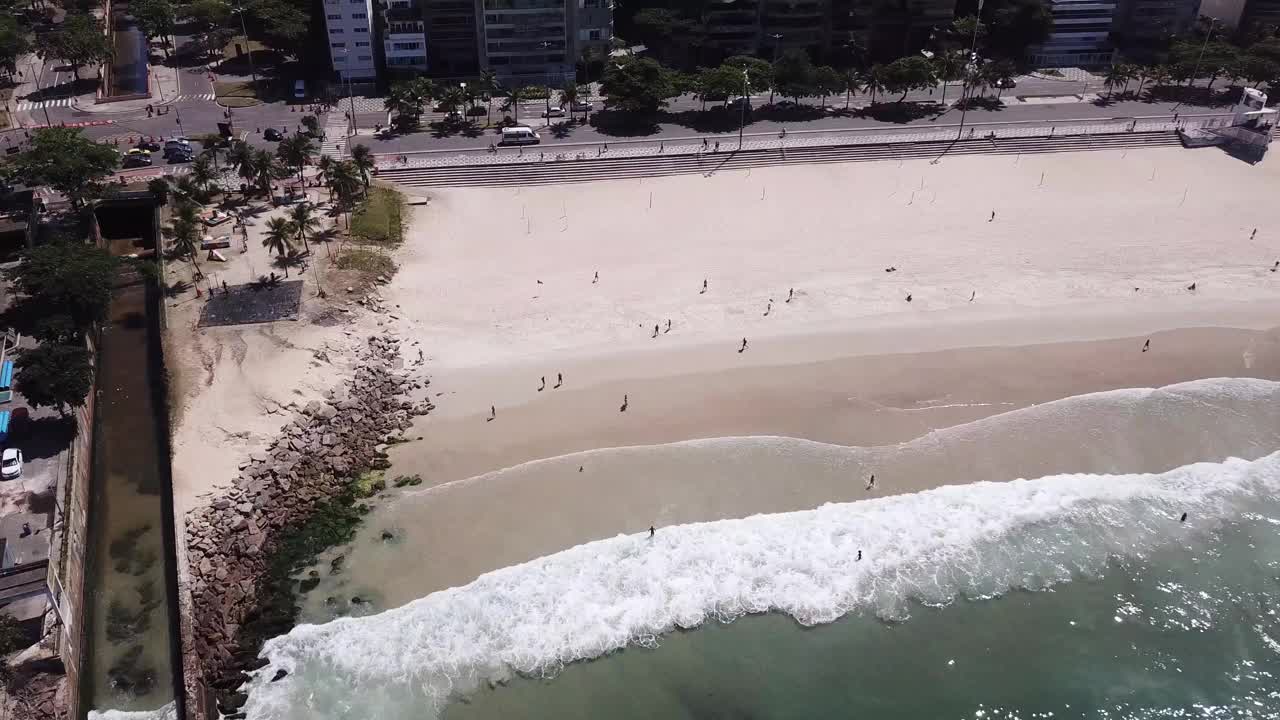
[234,2,259,93]
[28,61,52,127]
[738,69,748,150]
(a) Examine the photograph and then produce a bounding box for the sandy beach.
[257,145,1280,618]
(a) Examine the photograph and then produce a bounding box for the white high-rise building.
[324,0,379,81]
[1028,0,1119,67]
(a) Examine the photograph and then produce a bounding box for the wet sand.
[298,321,1280,619]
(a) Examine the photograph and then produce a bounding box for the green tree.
[12,127,119,208]
[773,50,816,104]
[250,148,279,196]
[15,344,93,415]
[723,55,773,95]
[275,133,314,184]
[437,84,466,114]
[1103,63,1127,99]
[600,56,682,115]
[287,201,320,252]
[878,56,935,103]
[163,200,202,274]
[931,49,965,106]
[35,12,111,80]
[501,84,528,123]
[813,65,843,108]
[0,16,32,76]
[185,0,231,34]
[349,143,373,190]
[189,155,218,196]
[695,65,742,108]
[6,239,117,334]
[262,216,294,275]
[301,114,321,137]
[987,0,1053,60]
[478,69,500,126]
[131,0,176,57]
[841,67,865,109]
[385,77,434,128]
[865,63,886,104]
[558,82,580,120]
[244,0,310,56]
[195,133,225,169]
[326,160,361,224]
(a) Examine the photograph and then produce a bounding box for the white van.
[499,126,539,145]
[293,80,306,100]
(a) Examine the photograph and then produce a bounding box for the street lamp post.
[335,48,357,138]
[768,33,783,105]
[738,69,748,150]
[232,2,259,93]
[1174,16,1218,112]
[954,0,985,142]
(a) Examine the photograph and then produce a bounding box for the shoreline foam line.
[241,450,1280,720]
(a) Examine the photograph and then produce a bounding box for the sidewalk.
[373,112,1235,171]
[72,59,181,114]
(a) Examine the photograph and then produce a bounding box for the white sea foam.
[243,451,1280,720]
[87,702,177,720]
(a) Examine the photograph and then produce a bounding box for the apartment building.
[1112,0,1201,58]
[1028,0,1120,67]
[1239,0,1280,28]
[424,0,481,76]
[477,0,612,86]
[324,0,379,81]
[384,0,430,75]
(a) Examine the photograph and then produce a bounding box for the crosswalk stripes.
[174,93,217,102]
[319,113,349,158]
[15,97,73,111]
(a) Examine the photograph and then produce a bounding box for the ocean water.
[240,450,1280,720]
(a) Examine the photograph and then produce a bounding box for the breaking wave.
[241,450,1280,720]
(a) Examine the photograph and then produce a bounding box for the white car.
[570,101,594,112]
[1,448,22,479]
[542,106,565,118]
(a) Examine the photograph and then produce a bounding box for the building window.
[329,27,344,33]
[354,26,369,32]
[358,55,373,60]
[351,12,367,18]
[331,41,346,47]
[327,13,341,19]
[393,41,422,50]
[355,40,371,46]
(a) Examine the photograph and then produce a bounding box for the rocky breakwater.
[182,331,432,718]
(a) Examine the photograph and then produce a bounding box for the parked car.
[168,148,194,163]
[542,106,565,118]
[122,149,152,168]
[994,78,1017,89]
[570,101,594,113]
[136,139,161,152]
[264,127,284,141]
[1,447,23,479]
[727,97,752,112]
[499,126,540,145]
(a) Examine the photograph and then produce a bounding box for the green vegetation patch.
[336,247,396,277]
[214,80,263,108]
[349,187,406,246]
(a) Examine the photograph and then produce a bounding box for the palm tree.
[933,50,963,106]
[438,85,466,116]
[1103,64,1127,99]
[866,64,886,105]
[479,69,500,126]
[842,68,864,109]
[276,134,315,185]
[250,149,280,197]
[196,133,224,169]
[287,202,320,253]
[326,161,362,226]
[1148,65,1172,93]
[349,144,374,191]
[190,156,217,196]
[228,140,254,188]
[504,84,527,123]
[559,83,579,121]
[164,201,202,275]
[262,216,295,276]
[316,154,336,201]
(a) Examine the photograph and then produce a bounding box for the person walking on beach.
[1143,339,1150,352]
[665,319,672,334]
[1180,512,1187,522]
[593,271,599,284]
[969,291,975,302]
[866,474,875,490]
[620,394,629,412]
[905,293,913,303]
[1251,228,1257,239]
[1187,282,1196,292]
[555,372,563,389]
[739,337,748,353]
[649,525,655,538]
[857,550,862,561]
[701,279,708,294]
[487,405,496,422]
[418,349,424,363]
[538,376,546,391]
[764,300,772,317]
[989,210,995,222]
[786,288,794,303]
[652,324,660,338]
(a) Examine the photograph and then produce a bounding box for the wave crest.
[242,452,1280,720]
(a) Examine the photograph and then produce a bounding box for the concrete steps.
[377,131,1184,189]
